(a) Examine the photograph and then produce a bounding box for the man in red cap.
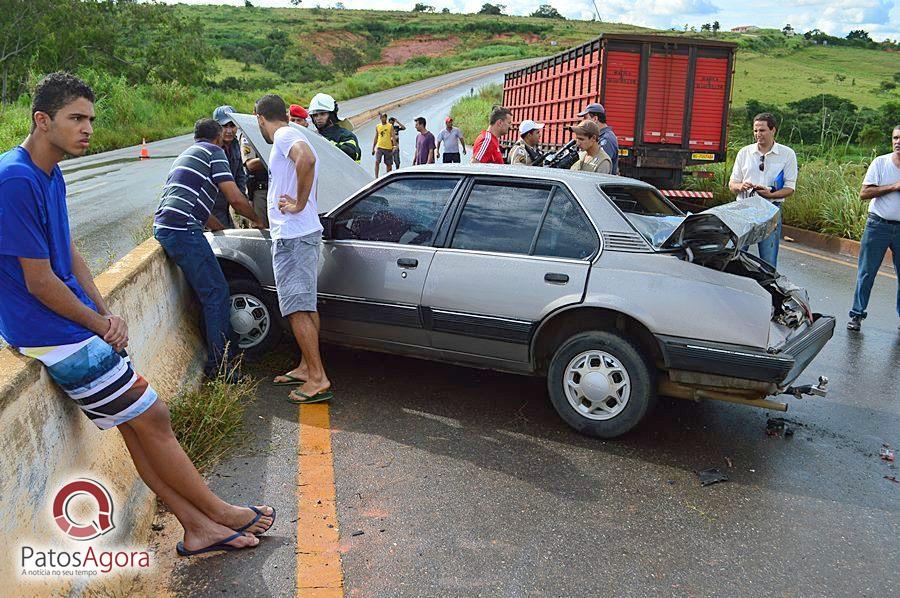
[289,104,309,128]
[436,116,466,163]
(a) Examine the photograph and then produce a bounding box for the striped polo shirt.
[153,141,234,231]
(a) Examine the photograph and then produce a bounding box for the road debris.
[698,468,728,487]
[880,444,894,462]
[885,476,899,484]
[725,457,733,468]
[766,417,793,438]
[351,530,365,537]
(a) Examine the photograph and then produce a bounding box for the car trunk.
[658,196,814,351]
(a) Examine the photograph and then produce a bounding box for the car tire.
[227,278,282,359]
[547,331,656,439]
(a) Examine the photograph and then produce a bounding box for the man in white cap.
[508,120,544,166]
[577,103,618,174]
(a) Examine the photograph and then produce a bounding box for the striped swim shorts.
[21,336,158,430]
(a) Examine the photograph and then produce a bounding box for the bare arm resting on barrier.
[19,256,127,350]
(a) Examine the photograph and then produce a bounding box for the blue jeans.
[743,203,782,268]
[850,214,900,319]
[154,227,237,376]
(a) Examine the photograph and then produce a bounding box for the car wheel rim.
[230,293,270,350]
[563,350,631,421]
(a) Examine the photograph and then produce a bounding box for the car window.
[333,177,459,244]
[600,184,683,248]
[600,184,679,216]
[451,182,552,254]
[534,190,598,260]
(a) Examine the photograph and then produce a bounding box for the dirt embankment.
[308,30,368,65]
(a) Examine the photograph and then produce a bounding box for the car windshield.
[599,184,684,248]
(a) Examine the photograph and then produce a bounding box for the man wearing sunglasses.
[212,105,250,229]
[728,112,798,268]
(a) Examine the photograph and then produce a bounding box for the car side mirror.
[320,215,334,240]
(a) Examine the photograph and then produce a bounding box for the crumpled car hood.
[229,113,373,214]
[659,196,780,268]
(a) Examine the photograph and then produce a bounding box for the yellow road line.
[782,244,897,281]
[296,404,344,597]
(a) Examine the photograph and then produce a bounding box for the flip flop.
[235,505,277,535]
[287,389,334,404]
[176,532,253,557]
[273,373,306,386]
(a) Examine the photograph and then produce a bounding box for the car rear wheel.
[547,331,655,438]
[228,278,282,358]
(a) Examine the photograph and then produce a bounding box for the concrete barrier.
[0,238,204,595]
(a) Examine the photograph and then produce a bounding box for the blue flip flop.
[176,531,251,557]
[235,505,276,535]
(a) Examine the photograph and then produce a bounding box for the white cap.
[519,120,544,136]
[308,93,336,114]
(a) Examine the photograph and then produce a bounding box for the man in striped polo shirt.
[471,106,512,164]
[153,118,260,380]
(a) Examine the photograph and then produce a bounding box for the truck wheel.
[547,331,656,438]
[228,278,282,358]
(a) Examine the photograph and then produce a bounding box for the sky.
[169,0,900,40]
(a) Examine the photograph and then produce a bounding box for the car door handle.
[397,258,418,269]
[544,272,569,284]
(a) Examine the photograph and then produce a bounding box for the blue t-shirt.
[0,146,96,347]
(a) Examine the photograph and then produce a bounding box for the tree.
[782,24,794,36]
[290,0,302,5]
[847,29,873,43]
[530,4,564,19]
[244,0,253,7]
[442,7,450,13]
[334,2,345,8]
[478,3,505,15]
[712,21,720,33]
[412,3,434,11]
[700,23,711,32]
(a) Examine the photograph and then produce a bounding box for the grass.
[732,46,899,108]
[449,83,503,141]
[686,158,873,240]
[131,215,155,247]
[168,359,258,472]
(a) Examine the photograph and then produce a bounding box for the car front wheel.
[228,278,282,358]
[547,331,655,438]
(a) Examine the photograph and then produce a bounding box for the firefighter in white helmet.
[308,93,361,162]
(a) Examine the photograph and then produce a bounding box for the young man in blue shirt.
[0,73,273,556]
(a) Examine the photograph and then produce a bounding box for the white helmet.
[308,93,336,114]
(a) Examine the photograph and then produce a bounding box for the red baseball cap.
[289,104,309,119]
[445,117,453,123]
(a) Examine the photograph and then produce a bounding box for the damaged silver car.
[206,114,835,438]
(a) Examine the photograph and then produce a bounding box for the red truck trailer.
[501,34,737,191]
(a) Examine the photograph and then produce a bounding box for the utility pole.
[589,0,601,21]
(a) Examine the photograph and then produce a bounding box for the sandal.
[287,389,334,404]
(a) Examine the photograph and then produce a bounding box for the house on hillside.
[731,26,760,33]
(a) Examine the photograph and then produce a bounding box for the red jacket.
[472,130,504,164]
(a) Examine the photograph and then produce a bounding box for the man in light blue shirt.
[435,117,467,163]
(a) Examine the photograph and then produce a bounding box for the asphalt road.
[161,242,899,595]
[59,60,530,272]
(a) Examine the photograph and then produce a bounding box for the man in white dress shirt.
[728,113,798,268]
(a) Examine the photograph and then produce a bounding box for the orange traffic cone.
[139,138,150,160]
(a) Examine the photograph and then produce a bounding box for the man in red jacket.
[472,107,512,164]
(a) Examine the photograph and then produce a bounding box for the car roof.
[394,163,657,191]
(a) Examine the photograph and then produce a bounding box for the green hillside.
[1,5,897,154]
